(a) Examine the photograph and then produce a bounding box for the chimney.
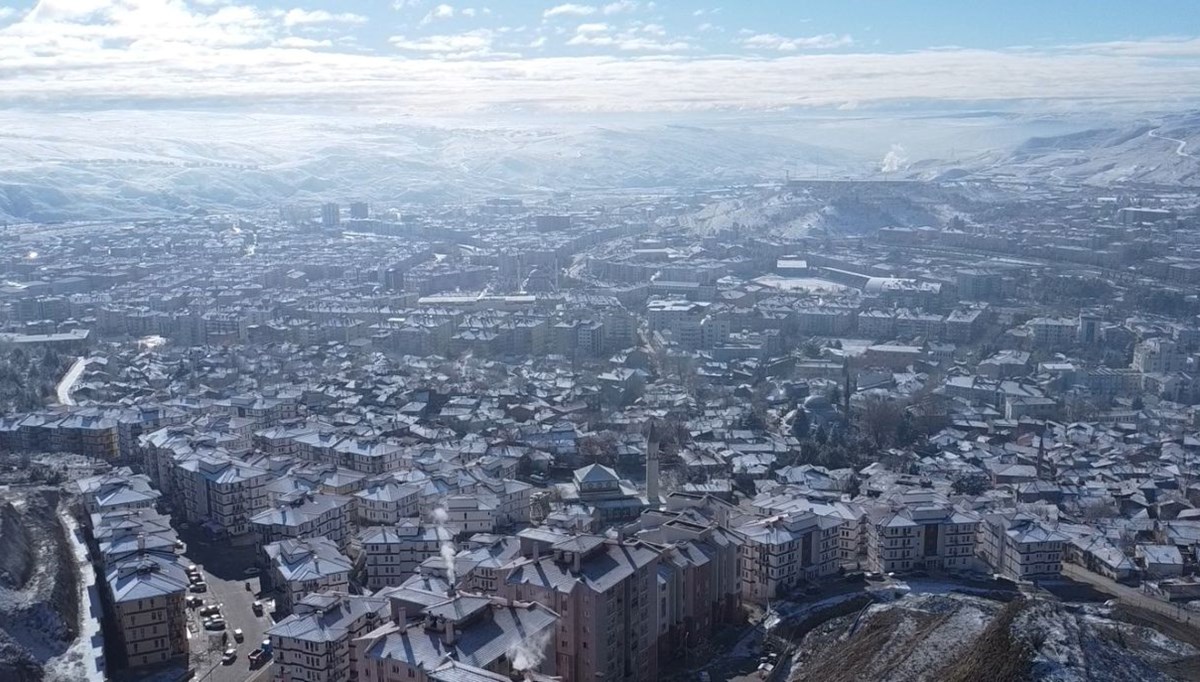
[389,600,406,626]
[572,551,581,574]
[646,432,660,506]
[443,617,456,646]
[137,533,146,552]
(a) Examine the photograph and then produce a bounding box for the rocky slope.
[0,489,80,682]
[790,593,1197,682]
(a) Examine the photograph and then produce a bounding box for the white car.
[233,628,244,642]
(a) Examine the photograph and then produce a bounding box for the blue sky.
[1,0,1198,114]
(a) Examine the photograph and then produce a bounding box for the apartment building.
[735,512,843,603]
[355,594,558,682]
[263,537,353,615]
[1028,317,1078,349]
[978,512,1066,582]
[354,480,421,526]
[332,438,405,475]
[1133,338,1187,374]
[175,454,269,539]
[749,493,864,563]
[501,534,660,682]
[250,490,354,549]
[104,554,190,669]
[359,520,458,591]
[866,493,981,574]
[267,591,390,682]
[74,470,162,515]
[478,478,534,526]
[628,509,743,649]
[557,463,648,528]
[442,494,497,534]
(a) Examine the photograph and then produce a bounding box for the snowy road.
[55,357,86,406]
[1149,127,1193,158]
[1062,563,1199,626]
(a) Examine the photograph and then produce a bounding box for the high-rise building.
[349,202,369,220]
[321,203,341,229]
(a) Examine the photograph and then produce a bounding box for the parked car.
[185,596,204,608]
[248,649,271,667]
[189,582,208,593]
[204,618,227,631]
[233,629,244,643]
[252,601,264,615]
[199,605,221,617]
[222,649,237,665]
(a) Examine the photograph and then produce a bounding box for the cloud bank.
[0,1,1198,114]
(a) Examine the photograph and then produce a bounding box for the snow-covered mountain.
[0,112,859,222]
[908,111,1200,186]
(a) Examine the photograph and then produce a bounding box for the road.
[55,356,87,406]
[1062,563,1199,626]
[183,537,276,682]
[1149,127,1193,158]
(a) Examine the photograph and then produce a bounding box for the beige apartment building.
[354,480,421,526]
[268,591,390,682]
[176,454,270,538]
[105,555,190,669]
[359,520,459,591]
[250,490,354,549]
[866,494,981,574]
[264,537,353,615]
[978,512,1066,581]
[735,512,843,603]
[501,533,660,682]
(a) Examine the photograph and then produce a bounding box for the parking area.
[179,528,277,682]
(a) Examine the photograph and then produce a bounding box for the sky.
[1,0,1200,115]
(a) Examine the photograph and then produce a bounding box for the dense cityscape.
[1,176,1199,682]
[4,1,1200,681]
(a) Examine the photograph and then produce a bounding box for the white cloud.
[1066,36,1200,58]
[602,1,637,14]
[0,7,17,21]
[544,4,595,18]
[566,22,686,52]
[529,36,546,48]
[461,7,476,17]
[282,9,366,27]
[275,36,332,49]
[741,32,853,51]
[1,5,1199,116]
[421,3,455,25]
[390,28,508,58]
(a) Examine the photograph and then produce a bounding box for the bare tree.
[857,395,904,448]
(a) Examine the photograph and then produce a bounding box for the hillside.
[789,593,1196,682]
[0,112,855,223]
[911,111,1200,187]
[0,489,80,682]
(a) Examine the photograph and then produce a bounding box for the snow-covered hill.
[0,112,858,222]
[909,111,1200,186]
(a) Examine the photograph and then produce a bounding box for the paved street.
[1060,563,1200,626]
[181,531,276,682]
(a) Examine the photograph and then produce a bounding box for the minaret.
[646,431,661,506]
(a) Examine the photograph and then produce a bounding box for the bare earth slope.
[0,489,80,682]
[790,593,1196,682]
